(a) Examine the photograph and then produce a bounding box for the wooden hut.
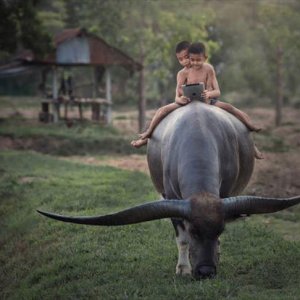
[12,28,143,123]
[53,28,142,123]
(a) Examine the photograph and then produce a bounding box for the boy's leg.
[139,102,181,139]
[131,138,148,148]
[214,101,261,132]
[254,144,264,159]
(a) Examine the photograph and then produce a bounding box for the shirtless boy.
[131,41,191,148]
[131,42,263,158]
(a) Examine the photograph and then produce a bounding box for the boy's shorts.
[210,99,218,105]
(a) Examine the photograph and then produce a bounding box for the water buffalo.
[38,101,300,280]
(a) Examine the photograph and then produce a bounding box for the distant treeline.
[1,0,300,110]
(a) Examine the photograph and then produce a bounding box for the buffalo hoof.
[176,264,192,276]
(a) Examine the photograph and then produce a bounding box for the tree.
[0,0,52,60]
[36,0,66,35]
[35,0,219,130]
[0,0,18,60]
[258,2,300,125]
[207,1,273,103]
[115,0,218,130]
[61,0,218,130]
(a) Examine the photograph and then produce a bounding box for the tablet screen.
[182,83,205,102]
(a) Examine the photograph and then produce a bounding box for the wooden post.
[138,41,146,132]
[64,101,68,120]
[91,102,100,121]
[91,68,100,121]
[275,45,283,127]
[92,67,97,98]
[138,67,146,132]
[105,68,112,124]
[78,102,83,120]
[52,66,59,123]
[39,101,52,123]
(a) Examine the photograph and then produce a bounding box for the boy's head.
[175,41,191,68]
[188,42,207,69]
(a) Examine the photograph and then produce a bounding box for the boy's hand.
[175,96,191,105]
[202,90,210,103]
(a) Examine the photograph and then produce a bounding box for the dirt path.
[60,154,150,175]
[59,151,300,196]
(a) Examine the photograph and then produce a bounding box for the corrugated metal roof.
[0,61,37,77]
[60,28,142,70]
[54,28,83,46]
[17,28,142,71]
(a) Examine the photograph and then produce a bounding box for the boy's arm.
[203,65,221,101]
[175,70,190,105]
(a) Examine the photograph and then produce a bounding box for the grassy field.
[1,151,300,299]
[0,96,144,155]
[0,116,145,156]
[0,97,300,299]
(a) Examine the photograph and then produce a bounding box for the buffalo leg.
[171,219,192,275]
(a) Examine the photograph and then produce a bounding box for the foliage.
[0,0,52,60]
[0,150,300,299]
[37,0,66,34]
[36,0,218,105]
[257,2,300,101]
[2,0,300,111]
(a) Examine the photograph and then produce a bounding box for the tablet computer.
[182,82,205,102]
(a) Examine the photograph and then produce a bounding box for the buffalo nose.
[194,265,216,280]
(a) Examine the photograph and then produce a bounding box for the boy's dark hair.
[175,41,190,53]
[188,42,207,56]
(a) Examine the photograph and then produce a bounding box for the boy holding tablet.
[131,42,263,158]
[131,41,192,147]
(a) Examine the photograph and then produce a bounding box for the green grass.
[0,96,39,109]
[0,95,145,155]
[1,150,300,299]
[255,130,291,153]
[0,117,145,155]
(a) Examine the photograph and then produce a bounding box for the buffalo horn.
[37,199,191,226]
[223,195,300,220]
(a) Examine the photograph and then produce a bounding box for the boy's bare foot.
[248,124,262,132]
[139,130,151,140]
[254,145,264,159]
[131,138,148,148]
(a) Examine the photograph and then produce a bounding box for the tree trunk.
[138,44,146,132]
[275,45,283,126]
[52,66,59,123]
[105,68,112,124]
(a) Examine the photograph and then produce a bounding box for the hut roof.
[16,28,142,72]
[54,28,142,70]
[54,28,83,45]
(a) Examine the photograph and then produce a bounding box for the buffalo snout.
[193,265,216,280]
